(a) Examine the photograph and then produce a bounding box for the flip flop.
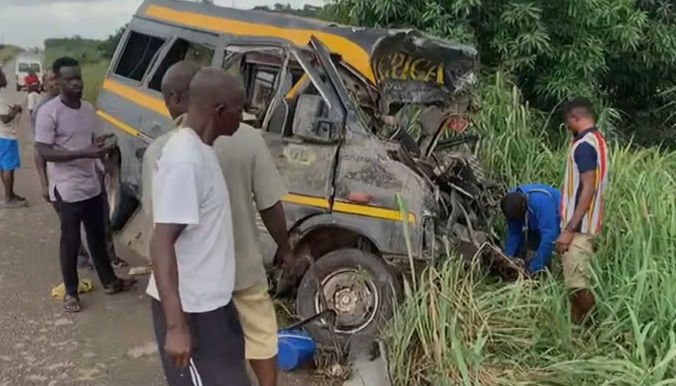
[2,199,27,209]
[63,295,82,313]
[104,278,137,295]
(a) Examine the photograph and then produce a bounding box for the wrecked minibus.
[98,0,492,345]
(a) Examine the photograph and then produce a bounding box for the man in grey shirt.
[33,69,127,269]
[34,57,135,312]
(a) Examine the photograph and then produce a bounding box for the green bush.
[325,0,676,146]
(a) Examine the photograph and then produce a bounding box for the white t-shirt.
[146,127,236,313]
[0,91,17,139]
[27,91,41,112]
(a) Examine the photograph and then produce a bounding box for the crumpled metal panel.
[370,30,478,112]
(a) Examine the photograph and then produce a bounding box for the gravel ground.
[0,60,314,386]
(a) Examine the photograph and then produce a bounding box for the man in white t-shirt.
[148,67,249,386]
[0,68,26,208]
[27,82,41,117]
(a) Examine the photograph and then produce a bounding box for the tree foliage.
[325,0,676,143]
[252,3,329,20]
[98,24,128,59]
[44,36,107,65]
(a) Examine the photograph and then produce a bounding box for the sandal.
[104,277,137,295]
[2,199,27,209]
[111,257,129,269]
[63,295,82,313]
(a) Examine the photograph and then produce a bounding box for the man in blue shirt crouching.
[501,184,561,275]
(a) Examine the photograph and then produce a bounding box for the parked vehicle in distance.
[100,0,489,347]
[15,55,43,92]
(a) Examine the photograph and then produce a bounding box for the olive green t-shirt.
[213,126,287,290]
[142,120,287,291]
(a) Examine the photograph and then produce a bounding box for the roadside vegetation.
[319,0,676,384]
[385,75,676,385]
[43,28,124,103]
[0,44,21,64]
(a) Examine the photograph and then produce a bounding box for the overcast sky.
[0,0,323,48]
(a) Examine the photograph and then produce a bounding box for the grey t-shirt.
[34,98,103,203]
[31,94,56,140]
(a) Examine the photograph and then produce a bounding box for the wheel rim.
[313,268,380,335]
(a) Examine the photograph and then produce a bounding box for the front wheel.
[295,248,401,347]
[104,152,137,231]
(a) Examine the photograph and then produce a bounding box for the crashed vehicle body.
[99,0,490,346]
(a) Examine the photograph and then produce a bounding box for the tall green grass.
[81,61,108,103]
[384,74,676,386]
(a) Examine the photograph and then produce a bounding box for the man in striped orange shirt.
[557,97,609,324]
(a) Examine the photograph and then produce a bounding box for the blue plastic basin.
[277,329,316,371]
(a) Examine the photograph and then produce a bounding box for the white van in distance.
[14,55,44,92]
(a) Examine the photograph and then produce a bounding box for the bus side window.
[148,39,215,92]
[222,47,285,127]
[114,31,165,82]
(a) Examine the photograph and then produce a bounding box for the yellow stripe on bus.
[334,201,416,224]
[97,110,141,137]
[281,194,330,209]
[144,4,375,82]
[282,195,415,223]
[103,79,170,117]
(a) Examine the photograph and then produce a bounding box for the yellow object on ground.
[50,279,93,299]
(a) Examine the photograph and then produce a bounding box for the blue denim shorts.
[0,138,20,171]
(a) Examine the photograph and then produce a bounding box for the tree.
[252,3,324,19]
[325,0,676,143]
[98,24,128,59]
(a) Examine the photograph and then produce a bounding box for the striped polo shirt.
[560,127,609,235]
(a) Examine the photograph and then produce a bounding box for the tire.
[295,248,401,347]
[104,155,138,231]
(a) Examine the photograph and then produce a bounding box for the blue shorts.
[0,138,20,171]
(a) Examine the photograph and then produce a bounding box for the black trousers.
[53,191,117,297]
[151,299,250,386]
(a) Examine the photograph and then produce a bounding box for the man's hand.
[279,248,296,269]
[555,230,574,254]
[83,143,112,159]
[95,133,116,147]
[164,325,191,369]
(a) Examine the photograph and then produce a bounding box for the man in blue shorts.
[0,68,26,208]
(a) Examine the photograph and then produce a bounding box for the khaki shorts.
[561,233,595,289]
[232,283,278,360]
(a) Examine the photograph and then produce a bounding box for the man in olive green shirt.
[142,61,293,386]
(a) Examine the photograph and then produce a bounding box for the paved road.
[0,61,312,386]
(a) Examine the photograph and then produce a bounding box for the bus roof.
[135,0,478,106]
[135,0,433,82]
